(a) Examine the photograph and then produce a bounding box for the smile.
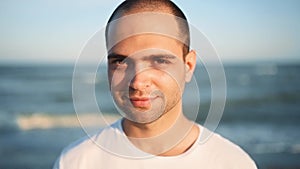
[129,96,158,108]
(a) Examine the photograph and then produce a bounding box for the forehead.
[106,12,185,52]
[109,34,183,58]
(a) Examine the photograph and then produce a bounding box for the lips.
[129,96,157,108]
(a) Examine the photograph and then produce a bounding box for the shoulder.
[195,126,257,169]
[54,130,103,169]
[54,120,122,169]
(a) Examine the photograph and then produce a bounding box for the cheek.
[108,70,127,91]
[154,69,185,93]
[159,66,186,88]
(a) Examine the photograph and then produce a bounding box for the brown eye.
[113,59,126,65]
[153,58,171,65]
[109,58,128,70]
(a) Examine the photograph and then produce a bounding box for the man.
[54,0,257,168]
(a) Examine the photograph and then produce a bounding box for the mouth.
[129,96,158,108]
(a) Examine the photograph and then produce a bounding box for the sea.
[0,62,300,169]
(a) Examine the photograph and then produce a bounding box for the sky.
[0,0,299,64]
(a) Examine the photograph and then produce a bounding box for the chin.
[122,107,164,124]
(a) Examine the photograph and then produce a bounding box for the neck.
[122,101,200,156]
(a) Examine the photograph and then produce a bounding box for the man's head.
[105,0,190,56]
[105,0,196,124]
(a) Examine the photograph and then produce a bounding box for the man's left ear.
[184,50,197,82]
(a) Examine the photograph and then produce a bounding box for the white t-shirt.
[54,119,257,169]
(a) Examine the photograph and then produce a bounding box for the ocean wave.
[250,142,300,154]
[16,113,121,131]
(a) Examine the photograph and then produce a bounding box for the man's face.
[108,34,190,124]
[106,13,195,124]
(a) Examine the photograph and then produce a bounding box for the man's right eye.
[112,59,126,65]
[109,59,129,70]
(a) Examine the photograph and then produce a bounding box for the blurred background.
[1,0,300,169]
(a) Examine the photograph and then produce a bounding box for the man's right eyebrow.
[107,53,127,59]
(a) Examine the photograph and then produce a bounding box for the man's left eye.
[153,58,171,64]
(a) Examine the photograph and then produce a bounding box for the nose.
[129,63,152,91]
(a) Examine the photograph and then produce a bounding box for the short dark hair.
[105,0,190,56]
